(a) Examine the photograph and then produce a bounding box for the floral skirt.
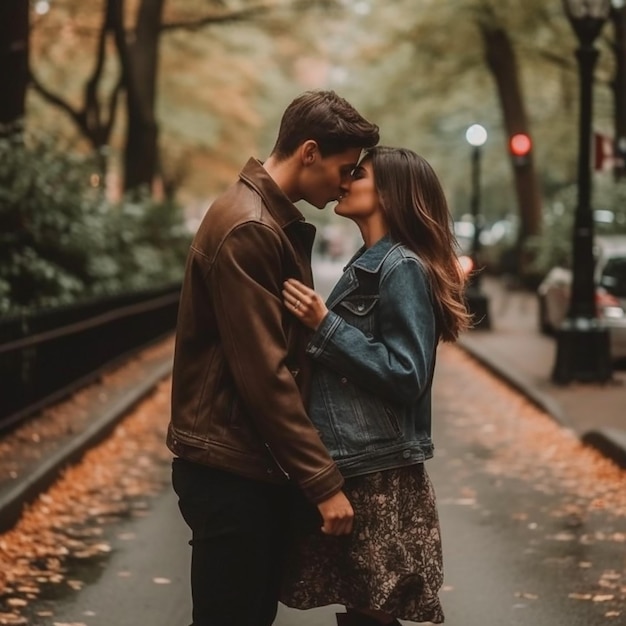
[281,463,445,623]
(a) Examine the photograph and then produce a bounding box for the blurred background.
[3,6,626,624]
[2,0,626,311]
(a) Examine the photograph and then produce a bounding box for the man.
[168,90,379,626]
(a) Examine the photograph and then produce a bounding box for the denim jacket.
[306,235,438,478]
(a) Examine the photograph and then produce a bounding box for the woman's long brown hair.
[365,146,471,341]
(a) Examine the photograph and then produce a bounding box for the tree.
[0,0,29,137]
[476,6,542,275]
[27,0,618,218]
[312,0,619,275]
[117,0,283,192]
[30,0,122,174]
[28,0,324,194]
[113,0,165,193]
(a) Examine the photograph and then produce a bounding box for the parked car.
[537,235,626,359]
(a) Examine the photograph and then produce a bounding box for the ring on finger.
[294,299,301,310]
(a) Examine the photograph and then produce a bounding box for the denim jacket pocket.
[336,295,379,336]
[338,295,379,316]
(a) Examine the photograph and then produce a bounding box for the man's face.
[301,147,362,209]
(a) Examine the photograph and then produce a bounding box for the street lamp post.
[465,123,491,330]
[553,0,613,384]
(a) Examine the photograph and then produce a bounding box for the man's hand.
[316,490,354,535]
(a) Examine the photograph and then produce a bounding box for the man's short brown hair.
[270,90,379,159]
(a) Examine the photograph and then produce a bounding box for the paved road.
[22,342,626,626]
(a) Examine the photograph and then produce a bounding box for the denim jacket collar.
[348,234,400,273]
[328,235,400,309]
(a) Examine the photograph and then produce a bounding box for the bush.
[0,137,191,314]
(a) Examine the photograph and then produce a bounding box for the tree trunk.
[29,0,122,179]
[480,24,543,278]
[0,0,29,137]
[611,7,626,180]
[115,0,165,193]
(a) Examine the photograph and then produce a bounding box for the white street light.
[34,1,50,15]
[465,124,488,148]
[464,123,491,329]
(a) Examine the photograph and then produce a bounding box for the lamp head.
[562,0,611,43]
[465,124,488,148]
[562,0,611,19]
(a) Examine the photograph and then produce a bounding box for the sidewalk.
[0,339,174,533]
[457,277,626,468]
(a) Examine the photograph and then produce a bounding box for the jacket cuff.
[306,311,342,359]
[299,462,345,503]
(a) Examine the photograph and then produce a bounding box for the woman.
[281,146,470,625]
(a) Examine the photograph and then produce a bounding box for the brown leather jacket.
[167,158,344,503]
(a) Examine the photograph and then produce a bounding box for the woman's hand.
[283,278,328,330]
[316,490,354,535]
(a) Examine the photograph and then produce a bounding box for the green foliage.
[88,191,192,295]
[0,137,191,314]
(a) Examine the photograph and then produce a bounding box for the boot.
[337,610,402,626]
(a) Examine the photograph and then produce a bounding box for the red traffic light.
[509,133,532,157]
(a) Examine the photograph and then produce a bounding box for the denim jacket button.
[340,376,348,384]
[402,450,412,459]
[357,303,365,311]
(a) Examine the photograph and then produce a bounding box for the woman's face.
[334,159,381,221]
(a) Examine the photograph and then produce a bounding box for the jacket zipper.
[264,443,290,479]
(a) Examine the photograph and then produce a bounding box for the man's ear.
[300,140,318,165]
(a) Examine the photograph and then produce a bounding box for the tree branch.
[530,48,571,70]
[159,0,327,33]
[84,0,116,138]
[161,3,274,32]
[103,75,124,140]
[29,70,85,130]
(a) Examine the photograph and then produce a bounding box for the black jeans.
[172,458,296,626]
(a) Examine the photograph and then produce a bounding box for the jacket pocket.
[338,295,379,316]
[226,397,257,442]
[337,295,379,335]
[228,396,255,435]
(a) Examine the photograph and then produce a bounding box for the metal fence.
[0,284,180,431]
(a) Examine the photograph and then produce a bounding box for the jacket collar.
[326,235,399,309]
[348,234,399,273]
[239,157,305,229]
